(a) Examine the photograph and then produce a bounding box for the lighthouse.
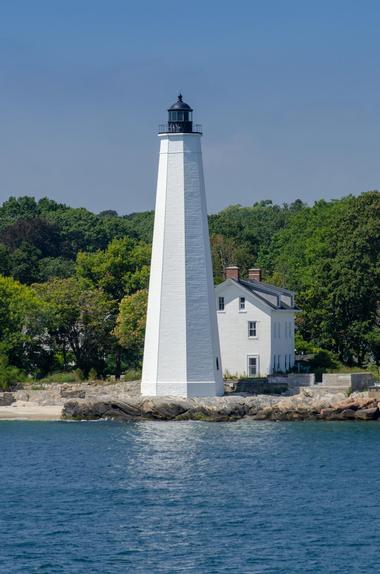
[141,95,224,397]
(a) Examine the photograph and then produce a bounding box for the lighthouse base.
[141,380,224,398]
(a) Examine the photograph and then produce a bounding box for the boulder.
[0,392,15,406]
[354,407,379,420]
[340,409,356,420]
[141,397,192,419]
[14,390,29,402]
[60,388,86,399]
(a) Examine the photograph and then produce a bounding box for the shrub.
[0,355,24,390]
[122,369,142,381]
[88,368,97,381]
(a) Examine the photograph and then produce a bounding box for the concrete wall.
[368,387,380,400]
[322,372,374,391]
[268,373,315,386]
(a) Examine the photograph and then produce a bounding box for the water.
[1,420,380,573]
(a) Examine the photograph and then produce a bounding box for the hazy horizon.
[1,1,379,214]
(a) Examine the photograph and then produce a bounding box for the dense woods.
[0,191,379,385]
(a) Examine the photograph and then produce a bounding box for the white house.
[215,267,299,378]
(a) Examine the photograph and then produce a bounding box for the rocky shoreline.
[62,391,380,422]
[1,380,380,422]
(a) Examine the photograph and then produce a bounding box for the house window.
[218,297,225,311]
[216,357,219,371]
[248,321,257,337]
[239,297,245,311]
[277,355,281,371]
[248,356,258,377]
[273,355,276,372]
[285,355,288,370]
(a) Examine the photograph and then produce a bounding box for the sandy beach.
[0,403,63,420]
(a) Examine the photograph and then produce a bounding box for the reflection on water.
[1,420,380,573]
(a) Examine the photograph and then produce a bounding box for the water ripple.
[1,420,380,572]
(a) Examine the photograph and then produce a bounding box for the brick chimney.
[248,268,262,282]
[224,266,240,281]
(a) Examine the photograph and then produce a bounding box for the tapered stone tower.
[141,95,223,397]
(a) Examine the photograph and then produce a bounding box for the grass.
[30,371,81,384]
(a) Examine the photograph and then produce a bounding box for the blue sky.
[0,0,379,214]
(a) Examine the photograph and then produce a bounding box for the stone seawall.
[62,392,380,422]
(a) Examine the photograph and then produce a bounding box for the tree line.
[0,192,379,386]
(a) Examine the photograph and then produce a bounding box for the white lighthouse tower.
[141,95,223,397]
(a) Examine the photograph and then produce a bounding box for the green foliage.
[114,289,148,366]
[0,275,47,369]
[33,278,115,377]
[37,257,76,282]
[211,234,255,283]
[122,368,142,381]
[209,200,306,262]
[88,368,98,381]
[122,211,154,243]
[76,237,151,301]
[0,354,24,390]
[262,192,380,366]
[36,371,81,384]
[0,191,379,377]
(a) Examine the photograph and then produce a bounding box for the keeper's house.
[215,267,299,378]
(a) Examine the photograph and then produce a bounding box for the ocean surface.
[1,420,380,574]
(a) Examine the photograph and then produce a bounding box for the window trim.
[247,354,259,377]
[239,297,246,312]
[248,320,257,338]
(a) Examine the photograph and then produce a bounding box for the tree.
[37,257,76,282]
[0,217,62,256]
[114,290,148,367]
[260,192,380,365]
[0,275,47,372]
[76,237,151,301]
[122,211,154,243]
[33,278,115,377]
[211,234,255,283]
[367,324,380,377]
[0,196,40,230]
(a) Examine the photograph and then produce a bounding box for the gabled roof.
[215,278,300,311]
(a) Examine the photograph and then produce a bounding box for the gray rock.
[14,390,29,402]
[354,407,379,420]
[60,388,86,399]
[141,397,192,419]
[60,391,380,423]
[340,409,356,420]
[0,392,15,406]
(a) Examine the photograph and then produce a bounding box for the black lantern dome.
[168,94,193,112]
[159,94,202,134]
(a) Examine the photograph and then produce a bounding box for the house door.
[247,355,259,377]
